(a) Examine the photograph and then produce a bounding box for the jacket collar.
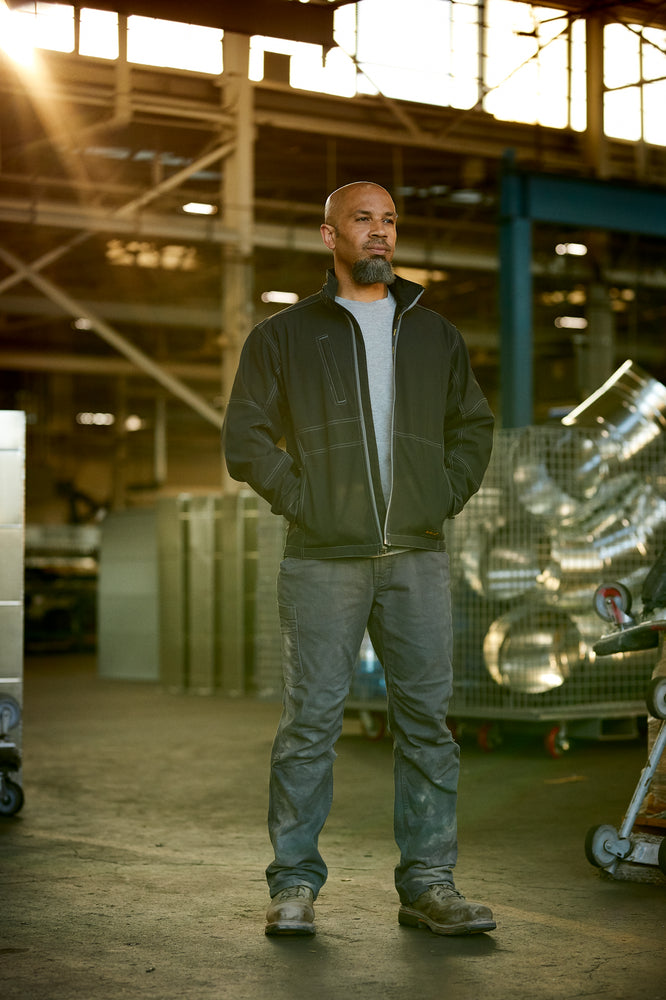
[322,268,424,311]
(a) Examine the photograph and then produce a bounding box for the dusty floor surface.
[1,654,665,1000]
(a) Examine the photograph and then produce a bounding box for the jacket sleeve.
[443,330,495,516]
[223,324,301,520]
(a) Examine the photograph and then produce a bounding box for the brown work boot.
[399,884,496,936]
[265,885,316,936]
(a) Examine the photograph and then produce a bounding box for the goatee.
[352,257,396,285]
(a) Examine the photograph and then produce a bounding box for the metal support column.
[585,13,607,179]
[220,35,255,352]
[499,167,533,428]
[220,32,255,490]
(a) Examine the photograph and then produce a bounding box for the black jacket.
[224,270,494,558]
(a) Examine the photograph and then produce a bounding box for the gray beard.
[351,257,396,285]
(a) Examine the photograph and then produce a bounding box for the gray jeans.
[266,548,459,905]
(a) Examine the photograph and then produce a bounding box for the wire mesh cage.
[447,416,666,722]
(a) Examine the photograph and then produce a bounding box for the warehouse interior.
[3,0,666,526]
[1,1,666,997]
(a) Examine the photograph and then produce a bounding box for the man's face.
[321,185,398,285]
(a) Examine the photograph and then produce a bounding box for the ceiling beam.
[532,0,666,30]
[4,195,666,285]
[0,196,499,269]
[5,0,339,47]
[0,294,223,329]
[0,351,221,380]
[0,196,239,244]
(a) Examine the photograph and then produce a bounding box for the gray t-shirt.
[336,291,395,504]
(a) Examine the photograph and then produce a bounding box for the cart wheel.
[0,696,21,734]
[477,722,502,752]
[593,582,632,623]
[658,837,666,877]
[359,710,386,741]
[0,777,24,817]
[545,725,570,758]
[584,823,625,868]
[646,677,666,720]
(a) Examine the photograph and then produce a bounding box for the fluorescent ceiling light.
[261,291,299,304]
[182,202,217,215]
[125,415,145,432]
[76,412,115,426]
[555,242,588,256]
[449,189,483,204]
[554,316,588,329]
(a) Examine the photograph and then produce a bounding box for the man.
[224,181,495,937]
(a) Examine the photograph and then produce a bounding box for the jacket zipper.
[337,288,423,552]
[383,293,422,546]
[347,314,384,545]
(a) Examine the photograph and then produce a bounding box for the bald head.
[324,181,394,228]
[320,181,397,299]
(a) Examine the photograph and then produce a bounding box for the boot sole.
[399,906,496,936]
[265,921,316,936]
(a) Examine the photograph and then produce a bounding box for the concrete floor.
[2,654,666,1000]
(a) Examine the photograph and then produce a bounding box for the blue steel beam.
[527,174,666,236]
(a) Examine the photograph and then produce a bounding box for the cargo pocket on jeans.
[278,603,303,687]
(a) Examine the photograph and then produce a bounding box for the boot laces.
[276,885,311,901]
[429,884,464,902]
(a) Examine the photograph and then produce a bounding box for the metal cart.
[585,672,666,877]
[584,571,666,877]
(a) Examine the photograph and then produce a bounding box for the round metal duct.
[540,483,666,609]
[461,517,547,603]
[483,607,585,694]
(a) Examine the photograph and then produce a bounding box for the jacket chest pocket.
[317,335,347,405]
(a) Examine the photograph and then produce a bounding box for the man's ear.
[320,223,336,251]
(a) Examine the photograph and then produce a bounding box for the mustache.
[363,240,391,250]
